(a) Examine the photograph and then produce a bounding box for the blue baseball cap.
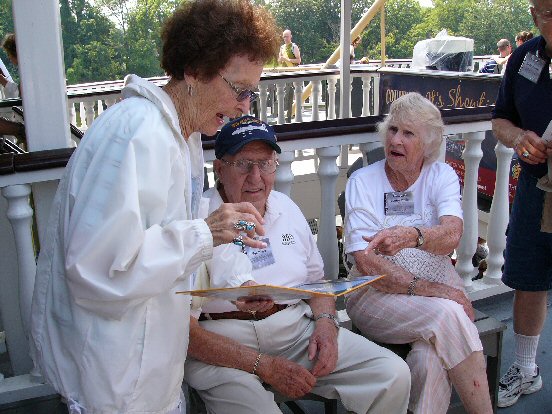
[215,116,282,159]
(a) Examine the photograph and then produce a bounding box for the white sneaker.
[497,364,542,408]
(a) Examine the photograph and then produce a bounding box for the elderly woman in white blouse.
[343,92,493,414]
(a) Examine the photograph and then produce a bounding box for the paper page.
[542,119,552,142]
[176,275,384,302]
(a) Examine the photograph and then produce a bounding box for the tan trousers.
[184,302,410,414]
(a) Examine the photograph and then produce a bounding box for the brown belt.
[199,304,288,321]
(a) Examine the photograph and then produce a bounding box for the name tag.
[384,191,414,215]
[245,238,275,270]
[518,52,546,83]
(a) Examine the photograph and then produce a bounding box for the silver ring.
[522,150,530,158]
[232,234,244,246]
[234,220,255,231]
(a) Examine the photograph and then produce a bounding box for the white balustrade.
[0,185,35,375]
[456,131,485,289]
[484,142,514,284]
[274,151,295,197]
[276,82,286,125]
[316,146,341,278]
[105,97,117,108]
[293,81,303,123]
[327,78,337,120]
[259,84,268,123]
[311,80,321,122]
[83,100,95,130]
[361,75,371,117]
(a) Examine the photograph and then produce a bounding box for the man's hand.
[258,355,316,398]
[308,318,338,377]
[234,280,274,313]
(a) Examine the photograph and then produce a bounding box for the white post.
[105,97,118,108]
[276,82,286,125]
[456,132,485,290]
[327,78,337,120]
[12,0,71,152]
[311,80,321,122]
[372,74,380,116]
[13,0,71,249]
[484,142,514,284]
[293,81,303,123]
[316,146,341,279]
[362,75,371,117]
[0,185,35,375]
[339,0,352,119]
[259,84,268,123]
[274,151,295,197]
[84,101,95,130]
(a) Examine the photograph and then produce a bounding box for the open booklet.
[176,275,384,302]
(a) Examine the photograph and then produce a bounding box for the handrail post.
[456,131,485,290]
[0,184,35,375]
[274,151,295,197]
[316,146,341,279]
[484,142,514,284]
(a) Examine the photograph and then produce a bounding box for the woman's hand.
[205,202,266,248]
[234,280,275,313]
[257,354,316,398]
[445,287,475,321]
[363,226,416,256]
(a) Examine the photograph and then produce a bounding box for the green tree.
[61,0,124,84]
[125,0,179,77]
[459,0,536,55]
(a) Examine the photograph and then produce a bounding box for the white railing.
[0,65,511,404]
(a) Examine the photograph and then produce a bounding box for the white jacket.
[32,75,216,413]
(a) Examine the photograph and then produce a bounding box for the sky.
[418,0,434,7]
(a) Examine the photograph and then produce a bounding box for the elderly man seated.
[184,116,411,414]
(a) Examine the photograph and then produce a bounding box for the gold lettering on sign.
[385,89,410,104]
[447,84,491,108]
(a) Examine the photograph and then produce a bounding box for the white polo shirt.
[200,187,325,314]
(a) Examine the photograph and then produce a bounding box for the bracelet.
[314,312,340,329]
[407,276,420,296]
[252,352,262,375]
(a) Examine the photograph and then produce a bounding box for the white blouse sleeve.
[63,107,213,319]
[343,174,381,254]
[434,164,463,219]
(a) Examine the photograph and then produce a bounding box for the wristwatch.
[314,312,340,329]
[413,227,424,248]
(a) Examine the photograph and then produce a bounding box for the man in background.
[479,38,512,74]
[278,29,301,122]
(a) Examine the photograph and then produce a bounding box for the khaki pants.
[185,302,410,414]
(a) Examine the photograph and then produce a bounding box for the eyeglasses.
[219,74,258,103]
[221,158,279,174]
[532,7,552,22]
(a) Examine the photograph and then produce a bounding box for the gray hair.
[378,92,444,164]
[497,38,511,49]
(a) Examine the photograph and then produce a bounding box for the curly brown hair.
[161,0,280,81]
[2,33,16,59]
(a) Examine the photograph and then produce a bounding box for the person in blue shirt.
[491,0,552,407]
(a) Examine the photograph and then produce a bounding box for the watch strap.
[413,226,424,247]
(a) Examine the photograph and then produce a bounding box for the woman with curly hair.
[31,1,280,413]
